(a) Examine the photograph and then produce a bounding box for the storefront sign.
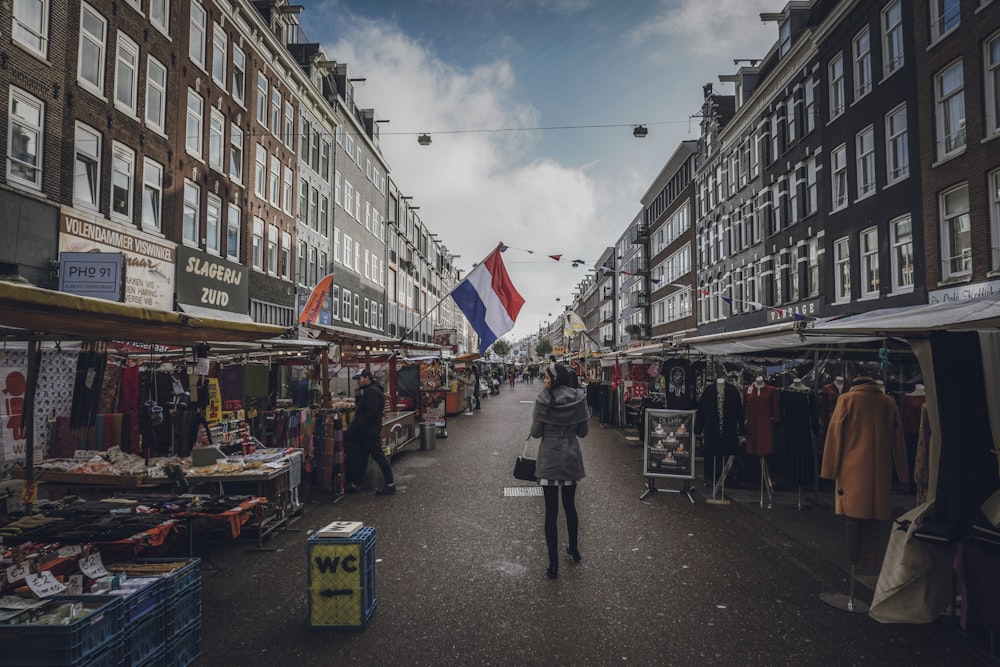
[643,409,697,480]
[929,278,1000,304]
[433,328,457,352]
[767,299,819,322]
[175,246,249,315]
[59,212,175,310]
[205,377,222,425]
[58,252,125,301]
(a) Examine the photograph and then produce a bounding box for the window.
[300,117,311,160]
[232,44,246,105]
[344,181,353,218]
[853,27,872,99]
[8,88,43,189]
[270,88,281,136]
[226,204,241,262]
[884,104,909,184]
[211,22,226,85]
[145,56,167,131]
[779,19,791,56]
[268,155,280,206]
[78,4,106,94]
[804,79,816,133]
[13,0,50,56]
[882,0,904,76]
[831,144,848,210]
[354,293,360,323]
[229,124,244,183]
[189,1,206,68]
[322,141,331,178]
[860,227,879,297]
[150,0,169,35]
[331,286,340,320]
[297,242,307,283]
[256,73,267,126]
[804,157,817,216]
[856,126,876,198]
[319,195,329,237]
[341,288,351,322]
[186,89,203,158]
[834,236,851,302]
[940,183,971,277]
[283,102,294,148]
[183,180,200,245]
[110,143,134,220]
[890,215,914,291]
[252,218,264,270]
[267,225,278,275]
[991,169,1000,270]
[74,123,100,207]
[363,298,370,327]
[254,145,266,198]
[209,108,224,172]
[141,158,162,231]
[931,0,961,42]
[829,53,845,118]
[935,61,966,158]
[206,195,221,254]
[786,96,797,145]
[342,234,352,268]
[282,166,293,215]
[281,231,291,279]
[986,32,1000,136]
[110,34,138,118]
[808,238,819,296]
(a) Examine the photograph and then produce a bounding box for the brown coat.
[820,382,908,520]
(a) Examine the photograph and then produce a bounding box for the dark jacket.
[346,381,385,442]
[694,382,744,456]
[530,385,589,481]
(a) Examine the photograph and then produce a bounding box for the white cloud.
[627,0,776,57]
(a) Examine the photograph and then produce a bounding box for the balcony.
[629,292,649,307]
[602,337,614,347]
[629,225,650,245]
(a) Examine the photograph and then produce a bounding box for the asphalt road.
[196,380,985,666]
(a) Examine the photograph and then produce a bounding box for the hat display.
[352,368,374,380]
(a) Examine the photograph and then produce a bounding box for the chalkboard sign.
[643,409,696,479]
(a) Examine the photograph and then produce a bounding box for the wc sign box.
[58,252,125,301]
[307,526,377,629]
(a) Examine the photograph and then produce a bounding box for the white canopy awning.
[809,294,1000,336]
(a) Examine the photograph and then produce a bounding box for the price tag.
[84,367,96,389]
[79,552,108,579]
[73,450,102,461]
[5,561,32,584]
[21,482,38,505]
[25,571,67,598]
[57,545,83,559]
[66,574,84,596]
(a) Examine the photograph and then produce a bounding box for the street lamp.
[417,134,432,146]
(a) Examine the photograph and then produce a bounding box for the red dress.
[743,383,780,455]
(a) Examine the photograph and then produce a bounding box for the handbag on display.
[513,438,537,481]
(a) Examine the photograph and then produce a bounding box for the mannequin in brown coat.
[820,376,909,520]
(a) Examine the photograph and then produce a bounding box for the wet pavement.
[195,380,988,666]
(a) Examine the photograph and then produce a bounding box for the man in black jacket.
[345,369,396,495]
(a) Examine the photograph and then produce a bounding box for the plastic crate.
[125,606,166,666]
[112,577,166,623]
[307,526,377,629]
[129,559,201,598]
[77,636,126,667]
[165,623,200,667]
[0,595,124,666]
[164,585,201,637]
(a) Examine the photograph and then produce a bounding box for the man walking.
[345,369,396,495]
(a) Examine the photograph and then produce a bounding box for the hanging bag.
[513,437,537,481]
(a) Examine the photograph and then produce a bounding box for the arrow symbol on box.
[320,589,354,598]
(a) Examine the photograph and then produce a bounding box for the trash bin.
[419,422,436,451]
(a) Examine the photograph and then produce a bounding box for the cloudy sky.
[306,0,778,341]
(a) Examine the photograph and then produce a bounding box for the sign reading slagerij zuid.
[175,246,249,315]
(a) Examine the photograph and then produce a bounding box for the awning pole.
[23,339,42,514]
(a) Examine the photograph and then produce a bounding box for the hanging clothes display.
[694,380,743,482]
[70,343,107,430]
[818,380,846,439]
[661,358,695,410]
[779,385,818,486]
[33,348,79,460]
[119,363,141,453]
[743,381,780,456]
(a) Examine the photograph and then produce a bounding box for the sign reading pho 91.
[643,409,697,479]
[175,246,249,315]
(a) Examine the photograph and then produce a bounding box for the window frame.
[856,125,876,199]
[831,143,848,211]
[853,26,872,100]
[252,218,264,271]
[7,86,44,190]
[208,107,225,172]
[882,0,904,78]
[990,168,1000,271]
[232,43,246,106]
[145,55,167,132]
[834,236,852,303]
[889,214,914,293]
[931,0,961,43]
[110,141,135,222]
[205,193,222,255]
[935,59,966,160]
[185,89,204,159]
[73,122,101,208]
[211,21,227,86]
[182,179,200,246]
[229,123,244,183]
[985,31,1000,137]
[885,103,909,184]
[226,204,241,262]
[829,53,845,118]
[859,226,880,298]
[12,0,50,57]
[940,182,972,279]
[189,0,206,70]
[78,3,107,96]
[141,157,163,232]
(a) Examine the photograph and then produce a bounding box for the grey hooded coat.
[530,385,589,481]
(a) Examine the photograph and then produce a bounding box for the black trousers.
[346,435,394,487]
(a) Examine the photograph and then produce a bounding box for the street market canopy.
[807,293,1000,336]
[0,281,290,345]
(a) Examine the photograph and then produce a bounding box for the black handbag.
[513,439,537,481]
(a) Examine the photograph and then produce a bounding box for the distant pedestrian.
[345,369,396,495]
[529,362,589,579]
[509,369,516,389]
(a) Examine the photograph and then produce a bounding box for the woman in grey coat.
[530,363,589,579]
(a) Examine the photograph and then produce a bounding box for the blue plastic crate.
[164,585,201,638]
[307,526,377,629]
[165,623,200,667]
[112,577,166,623]
[77,636,126,667]
[0,595,124,666]
[128,559,200,598]
[125,606,166,666]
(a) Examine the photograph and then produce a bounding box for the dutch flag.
[451,245,525,355]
